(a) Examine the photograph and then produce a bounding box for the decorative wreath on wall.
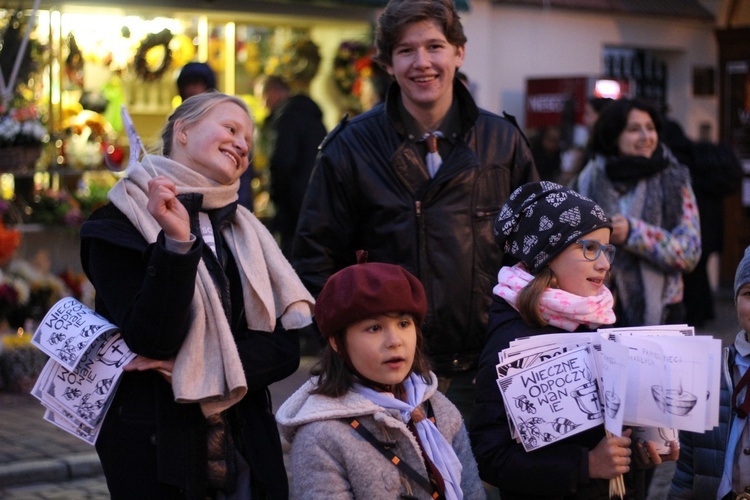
[332,40,372,97]
[265,36,320,87]
[134,29,173,83]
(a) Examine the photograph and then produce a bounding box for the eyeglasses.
[576,240,616,263]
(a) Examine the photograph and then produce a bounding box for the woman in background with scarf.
[571,98,701,327]
[80,92,314,499]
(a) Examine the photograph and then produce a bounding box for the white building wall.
[458,0,719,141]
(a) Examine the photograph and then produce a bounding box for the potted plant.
[0,9,48,173]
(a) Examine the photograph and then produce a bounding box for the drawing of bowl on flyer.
[604,390,621,418]
[651,385,666,411]
[572,381,601,420]
[651,385,698,416]
[665,389,698,416]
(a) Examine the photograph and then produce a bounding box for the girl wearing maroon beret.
[276,252,484,499]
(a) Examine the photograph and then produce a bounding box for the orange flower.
[10,105,39,122]
[0,221,21,265]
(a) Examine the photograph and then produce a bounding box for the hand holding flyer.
[493,325,721,452]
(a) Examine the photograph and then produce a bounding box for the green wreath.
[332,40,370,96]
[134,29,173,83]
[269,37,321,86]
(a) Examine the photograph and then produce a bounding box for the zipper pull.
[415,200,422,216]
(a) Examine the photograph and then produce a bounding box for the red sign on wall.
[526,76,630,128]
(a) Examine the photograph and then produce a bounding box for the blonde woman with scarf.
[80,92,314,499]
[469,181,677,499]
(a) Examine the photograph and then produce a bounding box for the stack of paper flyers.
[495,326,721,452]
[30,297,135,444]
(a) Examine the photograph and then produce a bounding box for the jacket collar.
[385,76,479,138]
[179,192,238,227]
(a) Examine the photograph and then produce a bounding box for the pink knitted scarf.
[493,263,616,331]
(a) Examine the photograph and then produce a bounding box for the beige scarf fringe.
[108,155,314,416]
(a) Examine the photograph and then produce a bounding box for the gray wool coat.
[276,372,486,499]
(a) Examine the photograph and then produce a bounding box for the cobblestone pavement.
[0,292,738,498]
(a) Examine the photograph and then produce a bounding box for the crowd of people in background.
[75,0,748,498]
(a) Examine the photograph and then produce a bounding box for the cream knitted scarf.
[108,155,314,416]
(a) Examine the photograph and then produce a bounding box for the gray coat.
[276,373,486,499]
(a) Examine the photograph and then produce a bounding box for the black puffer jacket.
[292,82,537,374]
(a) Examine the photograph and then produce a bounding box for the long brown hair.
[516,267,558,328]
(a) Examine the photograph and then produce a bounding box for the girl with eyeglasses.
[469,181,677,499]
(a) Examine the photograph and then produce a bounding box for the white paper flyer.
[30,297,135,443]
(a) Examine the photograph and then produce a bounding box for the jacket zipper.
[414,200,430,323]
[415,200,424,271]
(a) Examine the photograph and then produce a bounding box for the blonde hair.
[160,92,252,158]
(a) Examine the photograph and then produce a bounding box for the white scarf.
[493,263,616,331]
[353,373,463,500]
[108,155,314,416]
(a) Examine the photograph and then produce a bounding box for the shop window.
[0,4,370,226]
[604,47,668,112]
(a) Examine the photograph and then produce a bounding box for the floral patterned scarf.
[493,263,616,331]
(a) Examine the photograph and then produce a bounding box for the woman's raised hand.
[147,176,190,242]
[610,214,630,246]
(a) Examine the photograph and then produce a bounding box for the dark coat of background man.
[255,75,327,257]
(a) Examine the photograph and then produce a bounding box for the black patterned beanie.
[494,181,612,274]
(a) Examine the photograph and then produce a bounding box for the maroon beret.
[314,251,427,339]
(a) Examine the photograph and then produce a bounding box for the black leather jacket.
[292,82,538,374]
